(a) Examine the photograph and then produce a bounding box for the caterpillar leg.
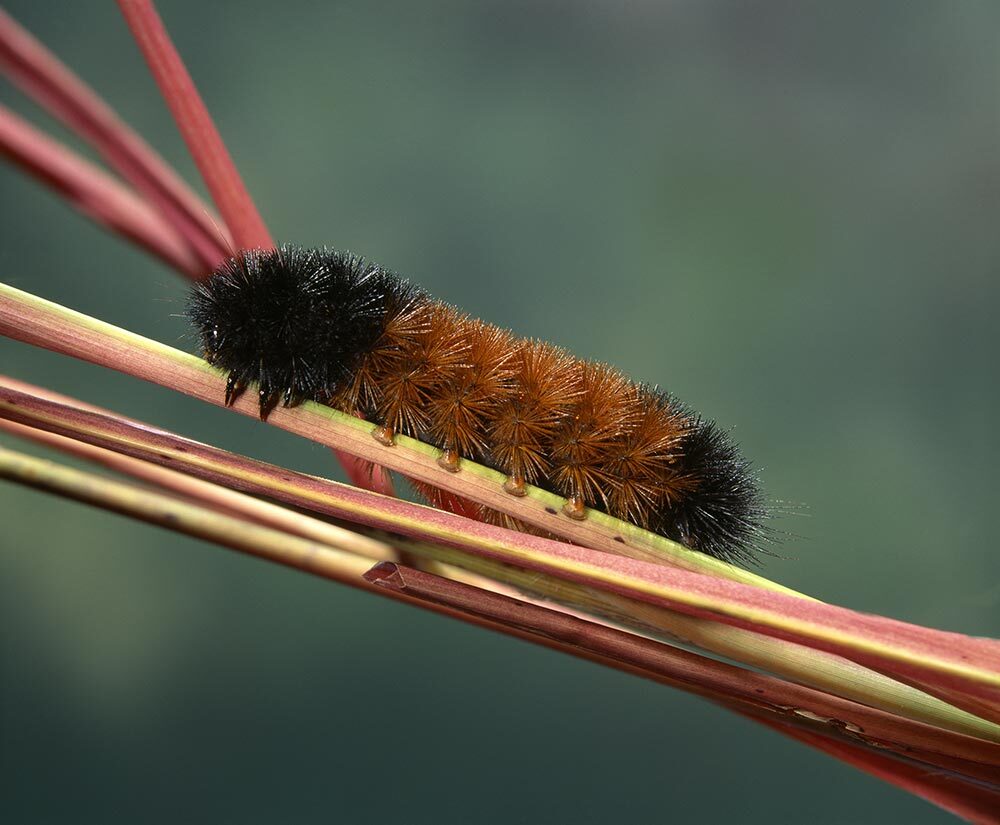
[502,473,527,497]
[436,447,461,473]
[258,388,278,420]
[562,492,587,520]
[224,373,243,406]
[372,424,395,446]
[257,388,277,421]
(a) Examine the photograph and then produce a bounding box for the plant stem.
[0,281,795,590]
[0,417,396,564]
[1,289,999,719]
[3,438,996,778]
[116,0,271,253]
[0,7,228,269]
[2,374,998,743]
[0,104,200,275]
[366,562,1000,778]
[0,444,373,584]
[751,716,1000,822]
[393,536,1000,743]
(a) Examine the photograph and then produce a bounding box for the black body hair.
[189,245,420,416]
[655,413,767,566]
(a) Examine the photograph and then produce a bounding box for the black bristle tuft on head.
[189,244,422,416]
[655,414,767,566]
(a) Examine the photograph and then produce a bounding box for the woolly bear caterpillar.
[189,245,765,563]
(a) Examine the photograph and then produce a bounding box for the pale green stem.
[0,280,801,594]
[393,539,1000,744]
[3,281,999,744]
[0,444,374,582]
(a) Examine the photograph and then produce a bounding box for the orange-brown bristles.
[547,362,643,511]
[491,340,581,489]
[425,320,518,463]
[366,302,469,440]
[605,388,690,529]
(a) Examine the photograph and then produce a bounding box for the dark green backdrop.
[2,2,998,822]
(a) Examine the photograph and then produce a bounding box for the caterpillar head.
[189,245,393,418]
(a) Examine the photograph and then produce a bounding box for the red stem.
[115,0,272,253]
[0,334,996,722]
[0,104,201,276]
[3,377,999,802]
[753,717,1000,823]
[0,8,228,271]
[366,562,1000,780]
[0,5,388,494]
[113,1,392,495]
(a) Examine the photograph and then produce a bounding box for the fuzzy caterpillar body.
[190,245,764,563]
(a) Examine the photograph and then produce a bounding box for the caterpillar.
[189,244,765,564]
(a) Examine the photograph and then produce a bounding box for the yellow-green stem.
[0,280,802,594]
[0,445,373,583]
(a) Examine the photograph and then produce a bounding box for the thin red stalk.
[0,438,899,755]
[0,369,997,719]
[0,377,511,557]
[4,378,1000,797]
[364,562,1000,778]
[433,489,493,521]
[0,443,385,588]
[0,385,662,625]
[115,0,271,252]
[5,443,996,823]
[0,417,398,563]
[0,6,390,494]
[0,104,200,276]
[4,288,1000,746]
[114,1,392,496]
[914,685,1000,738]
[0,8,228,270]
[752,717,1000,823]
[2,419,994,782]
[16,430,931,774]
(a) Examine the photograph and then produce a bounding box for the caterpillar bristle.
[426,319,519,465]
[603,388,686,529]
[371,301,471,440]
[334,277,425,417]
[657,415,767,565]
[490,339,581,491]
[547,362,647,512]
[189,244,767,564]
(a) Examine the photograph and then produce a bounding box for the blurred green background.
[2,2,998,822]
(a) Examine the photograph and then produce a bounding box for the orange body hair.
[341,297,699,538]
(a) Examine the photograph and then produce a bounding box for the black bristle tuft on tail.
[656,415,768,565]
